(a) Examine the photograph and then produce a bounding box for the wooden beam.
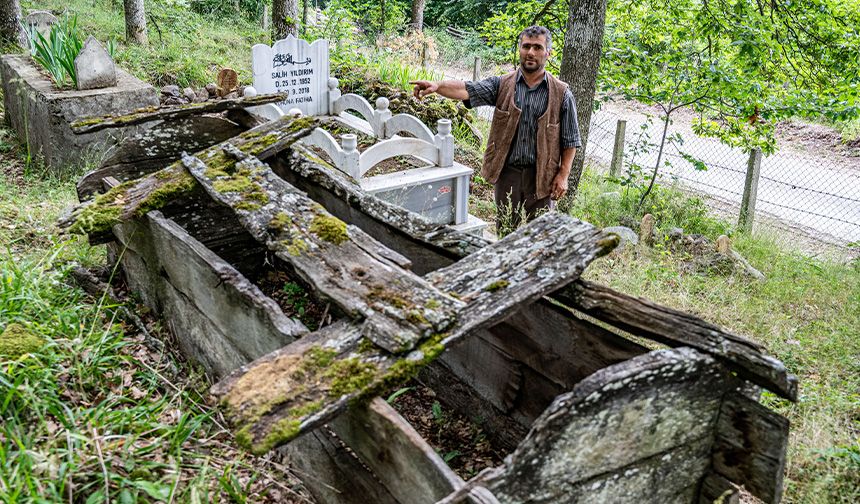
[553,280,798,401]
[70,93,289,134]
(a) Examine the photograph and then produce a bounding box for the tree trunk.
[0,0,27,47]
[559,0,608,196]
[410,0,426,32]
[302,0,308,32]
[123,0,148,45]
[273,0,299,40]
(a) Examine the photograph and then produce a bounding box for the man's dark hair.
[519,26,552,52]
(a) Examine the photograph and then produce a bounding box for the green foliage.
[480,0,566,70]
[324,0,411,36]
[425,0,511,29]
[25,14,84,88]
[282,281,308,318]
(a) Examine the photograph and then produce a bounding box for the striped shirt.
[464,71,581,166]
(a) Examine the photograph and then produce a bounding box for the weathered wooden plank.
[182,148,462,354]
[78,116,246,200]
[712,394,789,504]
[70,92,289,133]
[282,427,401,504]
[212,213,616,453]
[452,348,730,503]
[111,211,307,377]
[329,398,464,504]
[553,280,798,401]
[60,114,319,239]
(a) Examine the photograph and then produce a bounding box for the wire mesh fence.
[586,104,860,253]
[379,35,859,256]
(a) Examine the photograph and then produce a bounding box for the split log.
[211,212,616,454]
[553,280,798,401]
[58,114,319,241]
[439,347,731,504]
[70,93,289,134]
[77,116,246,201]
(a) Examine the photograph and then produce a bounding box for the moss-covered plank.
[181,147,463,354]
[212,212,618,454]
[59,114,319,239]
[70,93,290,134]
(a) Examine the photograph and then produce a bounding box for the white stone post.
[341,133,361,179]
[373,97,392,138]
[327,77,341,116]
[435,119,453,168]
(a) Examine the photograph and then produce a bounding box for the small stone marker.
[24,11,58,37]
[639,213,656,246]
[715,235,730,254]
[217,68,239,98]
[74,36,117,90]
[604,226,638,248]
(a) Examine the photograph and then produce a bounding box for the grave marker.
[74,36,117,90]
[251,35,329,116]
[24,11,58,37]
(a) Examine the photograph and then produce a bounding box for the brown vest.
[481,70,568,199]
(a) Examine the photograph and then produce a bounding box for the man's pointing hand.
[410,80,438,100]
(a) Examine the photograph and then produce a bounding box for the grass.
[23,0,268,88]
[0,110,309,501]
[572,167,860,504]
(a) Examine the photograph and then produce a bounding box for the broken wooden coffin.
[64,113,796,504]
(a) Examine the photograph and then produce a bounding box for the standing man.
[411,25,581,232]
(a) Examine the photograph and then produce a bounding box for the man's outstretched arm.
[411,80,470,101]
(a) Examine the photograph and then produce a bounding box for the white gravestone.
[251,36,329,117]
[74,36,117,90]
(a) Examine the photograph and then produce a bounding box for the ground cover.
[0,109,312,501]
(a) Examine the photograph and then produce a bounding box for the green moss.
[483,280,510,292]
[242,133,282,156]
[304,346,337,369]
[284,238,309,256]
[426,299,440,309]
[309,214,348,245]
[357,337,377,354]
[253,419,301,455]
[0,323,45,358]
[133,171,198,218]
[324,358,377,397]
[269,212,291,230]
[213,177,256,194]
[368,284,409,309]
[68,203,123,235]
[448,291,462,300]
[235,201,261,211]
[406,310,429,327]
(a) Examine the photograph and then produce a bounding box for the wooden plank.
[282,427,400,504]
[554,280,798,401]
[329,398,464,504]
[460,348,730,503]
[60,114,319,239]
[111,211,307,377]
[182,148,462,354]
[211,213,616,453]
[712,394,789,504]
[77,116,246,200]
[70,92,289,133]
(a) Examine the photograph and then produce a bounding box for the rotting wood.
[77,116,246,200]
[438,347,730,504]
[699,474,740,504]
[59,114,319,240]
[553,280,798,401]
[70,93,289,133]
[210,212,616,454]
[182,147,462,354]
[712,393,789,504]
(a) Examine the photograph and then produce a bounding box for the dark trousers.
[494,164,553,234]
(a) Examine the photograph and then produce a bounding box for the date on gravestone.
[251,36,330,116]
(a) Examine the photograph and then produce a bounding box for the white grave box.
[251,36,329,117]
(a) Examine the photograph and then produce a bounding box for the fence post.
[609,119,627,177]
[738,148,763,232]
[473,57,481,81]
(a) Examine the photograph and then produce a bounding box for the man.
[411,26,581,231]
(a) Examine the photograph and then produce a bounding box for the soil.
[388,384,506,479]
[253,266,332,331]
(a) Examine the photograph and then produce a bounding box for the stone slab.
[0,54,157,171]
